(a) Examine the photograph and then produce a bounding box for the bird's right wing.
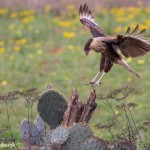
[79,3,106,38]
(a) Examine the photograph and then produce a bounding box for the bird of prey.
[79,3,150,86]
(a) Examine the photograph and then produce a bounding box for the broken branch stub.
[79,89,97,123]
[62,88,84,126]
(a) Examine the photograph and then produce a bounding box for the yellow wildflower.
[144,8,150,13]
[28,53,35,59]
[127,77,132,82]
[19,10,34,16]
[115,110,119,115]
[130,22,138,29]
[139,25,148,30]
[114,26,122,33]
[137,59,145,65]
[130,23,147,31]
[34,43,41,48]
[36,50,42,55]
[126,58,132,63]
[0,8,9,15]
[144,20,150,26]
[9,56,14,61]
[116,17,125,22]
[58,21,71,27]
[22,16,35,24]
[124,14,134,21]
[63,32,75,38]
[9,24,15,30]
[111,7,126,17]
[1,80,7,86]
[67,45,75,50]
[0,47,5,54]
[0,41,4,46]
[14,46,20,52]
[9,12,18,19]
[44,4,51,13]
[16,38,27,45]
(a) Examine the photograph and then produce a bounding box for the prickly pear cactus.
[37,89,67,128]
[36,115,45,137]
[80,137,108,150]
[114,141,136,150]
[64,123,93,150]
[20,119,40,146]
[51,126,69,144]
[45,130,53,146]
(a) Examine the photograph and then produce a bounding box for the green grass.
[0,8,150,148]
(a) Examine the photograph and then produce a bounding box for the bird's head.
[84,38,93,56]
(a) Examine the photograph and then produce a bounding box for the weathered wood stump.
[63,89,97,126]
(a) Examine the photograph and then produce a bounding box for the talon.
[86,81,95,85]
[89,81,95,84]
[90,82,97,87]
[86,82,94,85]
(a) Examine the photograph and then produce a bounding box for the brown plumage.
[79,3,150,86]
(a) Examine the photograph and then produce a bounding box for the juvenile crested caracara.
[79,3,150,86]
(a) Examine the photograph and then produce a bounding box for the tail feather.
[117,59,140,78]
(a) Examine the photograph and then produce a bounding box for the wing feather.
[130,24,139,35]
[125,27,131,35]
[79,3,106,37]
[116,25,150,58]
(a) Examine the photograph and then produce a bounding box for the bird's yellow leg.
[90,71,101,83]
[91,72,106,87]
[86,71,101,85]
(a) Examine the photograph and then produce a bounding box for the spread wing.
[79,3,106,38]
[116,24,150,58]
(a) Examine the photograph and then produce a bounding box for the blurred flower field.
[0,5,150,147]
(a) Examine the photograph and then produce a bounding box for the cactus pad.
[64,123,93,150]
[114,141,136,150]
[45,130,53,146]
[35,115,45,137]
[20,119,40,145]
[37,90,67,128]
[51,126,69,144]
[80,137,108,150]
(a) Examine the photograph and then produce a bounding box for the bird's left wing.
[106,25,150,58]
[79,3,106,38]
[111,24,150,58]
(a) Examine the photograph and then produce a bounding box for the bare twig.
[5,100,18,149]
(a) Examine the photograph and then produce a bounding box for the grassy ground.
[0,6,150,148]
